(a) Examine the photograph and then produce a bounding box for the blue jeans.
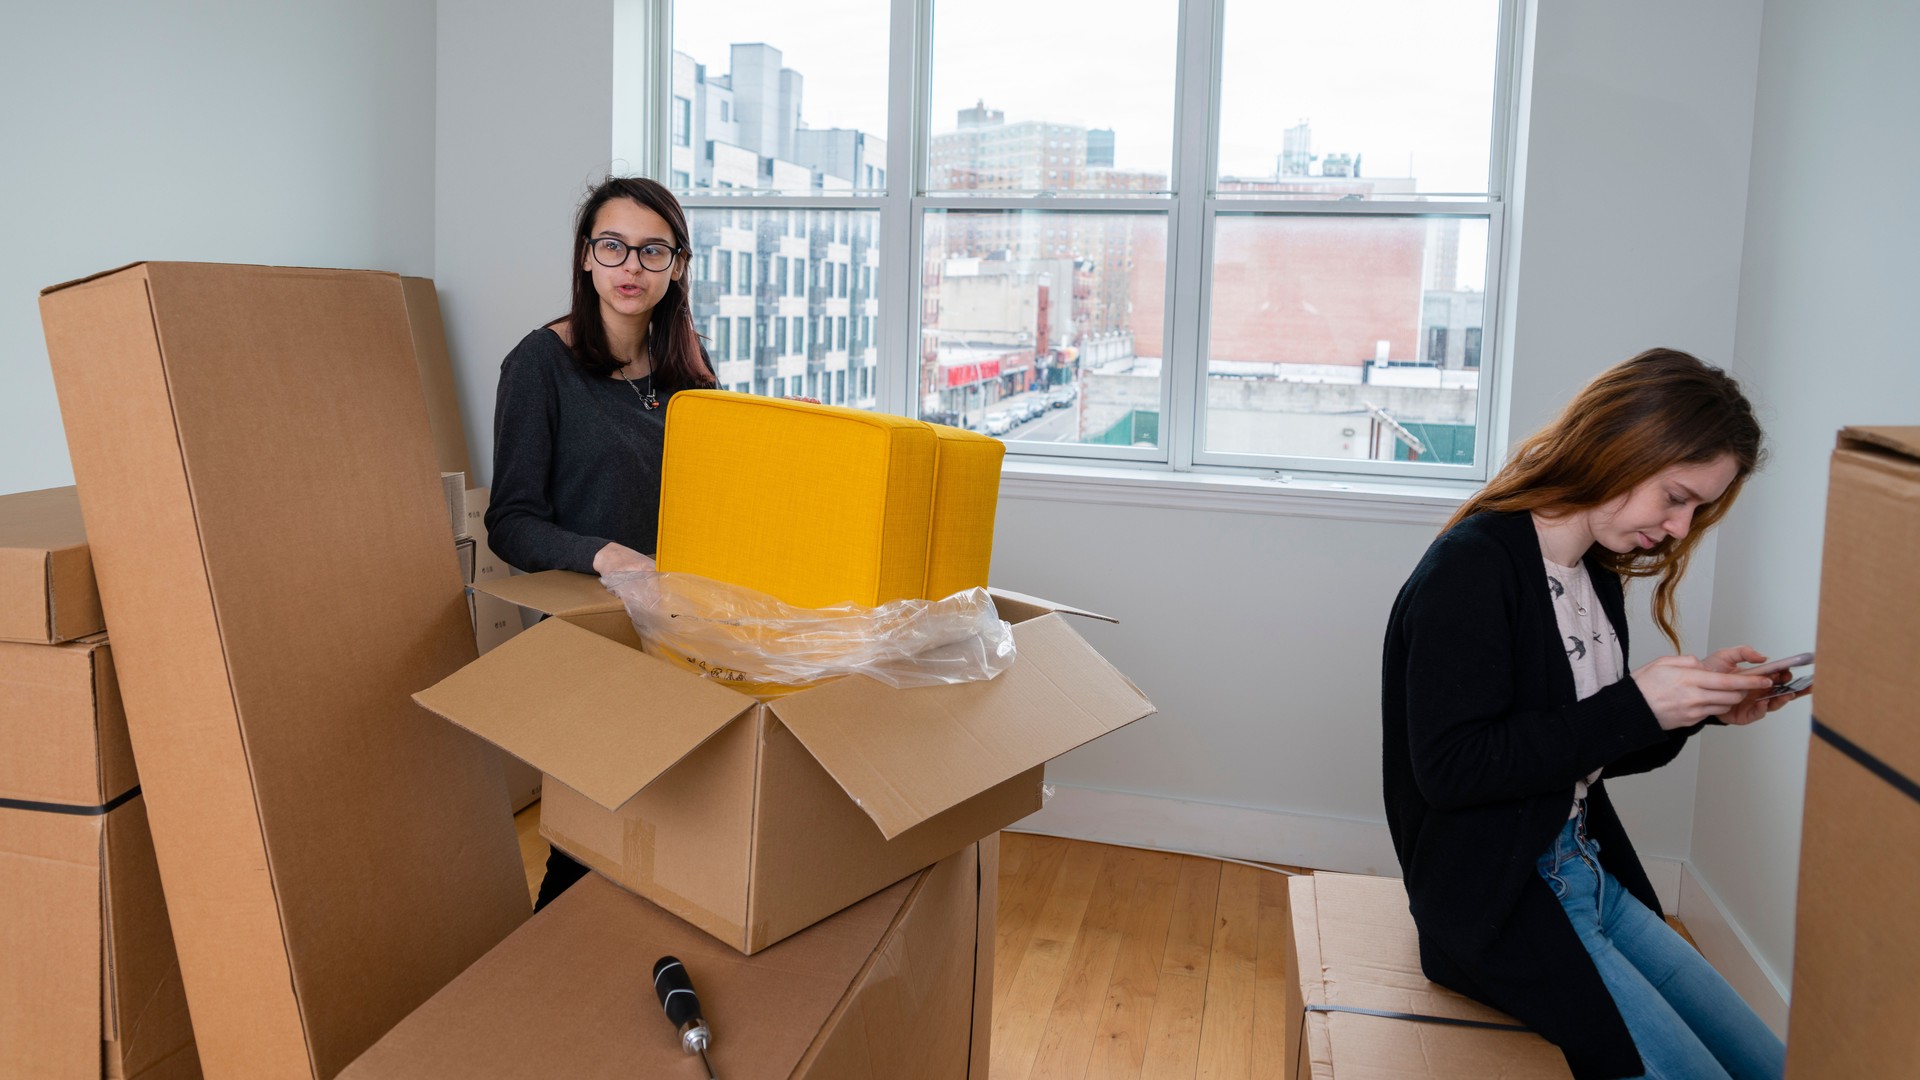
[1537,814,1784,1080]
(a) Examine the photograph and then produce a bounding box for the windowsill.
[999,458,1472,525]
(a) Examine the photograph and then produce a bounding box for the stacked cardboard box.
[0,487,200,1079]
[342,839,998,1079]
[1285,872,1572,1079]
[1785,426,1920,1078]
[41,263,532,1078]
[458,487,540,812]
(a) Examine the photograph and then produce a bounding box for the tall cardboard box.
[0,635,199,1080]
[0,486,104,645]
[458,487,540,812]
[399,276,470,480]
[40,263,531,1079]
[415,571,1153,954]
[341,839,997,1079]
[1287,873,1572,1079]
[1786,426,1920,1078]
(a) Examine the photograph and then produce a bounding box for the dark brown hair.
[558,176,715,389]
[1446,348,1765,648]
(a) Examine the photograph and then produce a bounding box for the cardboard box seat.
[1,635,199,1080]
[343,841,995,1080]
[1286,872,1571,1079]
[0,486,103,645]
[415,569,1154,954]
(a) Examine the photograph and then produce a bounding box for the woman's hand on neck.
[1532,509,1595,568]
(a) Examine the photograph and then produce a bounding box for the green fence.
[1092,409,1159,447]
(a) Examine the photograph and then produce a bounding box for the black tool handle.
[653,955,702,1029]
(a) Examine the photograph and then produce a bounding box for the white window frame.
[634,0,1524,498]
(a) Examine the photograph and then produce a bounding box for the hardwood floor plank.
[1138,971,1208,1079]
[1084,852,1185,1080]
[1195,863,1262,1080]
[1028,849,1147,1079]
[1160,857,1223,980]
[1250,870,1298,1080]
[992,842,1106,1079]
[995,835,1072,1008]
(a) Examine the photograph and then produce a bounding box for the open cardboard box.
[1287,872,1572,1079]
[344,838,996,1080]
[415,570,1154,954]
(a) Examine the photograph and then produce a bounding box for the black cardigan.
[1381,510,1710,1080]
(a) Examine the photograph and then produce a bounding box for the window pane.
[688,207,882,402]
[671,1,889,194]
[918,210,1166,447]
[1204,214,1488,465]
[1217,0,1500,195]
[928,0,1177,194]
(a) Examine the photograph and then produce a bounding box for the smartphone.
[1758,674,1813,700]
[1746,651,1814,677]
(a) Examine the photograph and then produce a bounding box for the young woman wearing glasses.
[485,175,717,908]
[1381,349,1799,1079]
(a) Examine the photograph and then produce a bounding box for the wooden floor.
[511,806,1695,1080]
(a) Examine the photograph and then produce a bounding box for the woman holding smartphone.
[485,175,716,908]
[1381,349,1801,1079]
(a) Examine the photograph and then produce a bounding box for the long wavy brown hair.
[1446,348,1765,648]
[559,176,715,390]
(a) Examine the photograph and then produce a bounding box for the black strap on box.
[1812,719,1920,807]
[1304,1003,1534,1033]
[0,784,141,817]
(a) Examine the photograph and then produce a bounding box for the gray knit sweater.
[484,327,689,574]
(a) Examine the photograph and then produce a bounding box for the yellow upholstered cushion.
[656,391,938,608]
[923,424,1005,600]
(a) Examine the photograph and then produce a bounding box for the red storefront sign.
[942,357,1002,388]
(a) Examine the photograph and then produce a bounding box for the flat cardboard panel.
[1290,874,1570,1079]
[0,486,103,645]
[470,568,620,617]
[0,635,135,806]
[540,711,762,948]
[400,277,470,478]
[414,617,750,811]
[1813,438,1920,776]
[43,262,529,1079]
[340,845,984,1079]
[1786,740,1920,1078]
[771,614,1155,839]
[968,832,998,1080]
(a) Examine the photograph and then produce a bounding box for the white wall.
[1694,0,1920,994]
[434,0,617,482]
[0,1,438,496]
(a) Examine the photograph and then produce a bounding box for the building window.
[673,96,691,147]
[645,0,1511,480]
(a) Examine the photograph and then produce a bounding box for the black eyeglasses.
[588,237,683,271]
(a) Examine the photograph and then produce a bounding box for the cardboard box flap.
[470,569,621,617]
[770,613,1155,840]
[986,587,1116,625]
[1838,425,1920,460]
[413,617,749,811]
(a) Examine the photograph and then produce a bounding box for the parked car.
[1048,385,1076,408]
[1016,398,1044,422]
[983,411,1013,436]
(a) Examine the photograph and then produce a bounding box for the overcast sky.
[674,0,1499,193]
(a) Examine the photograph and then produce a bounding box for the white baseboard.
[1013,784,1790,1026]
[1011,783,1402,878]
[1677,864,1792,1037]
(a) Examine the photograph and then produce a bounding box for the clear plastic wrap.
[600,570,1016,695]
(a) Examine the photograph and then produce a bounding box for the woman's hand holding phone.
[1632,655,1777,730]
